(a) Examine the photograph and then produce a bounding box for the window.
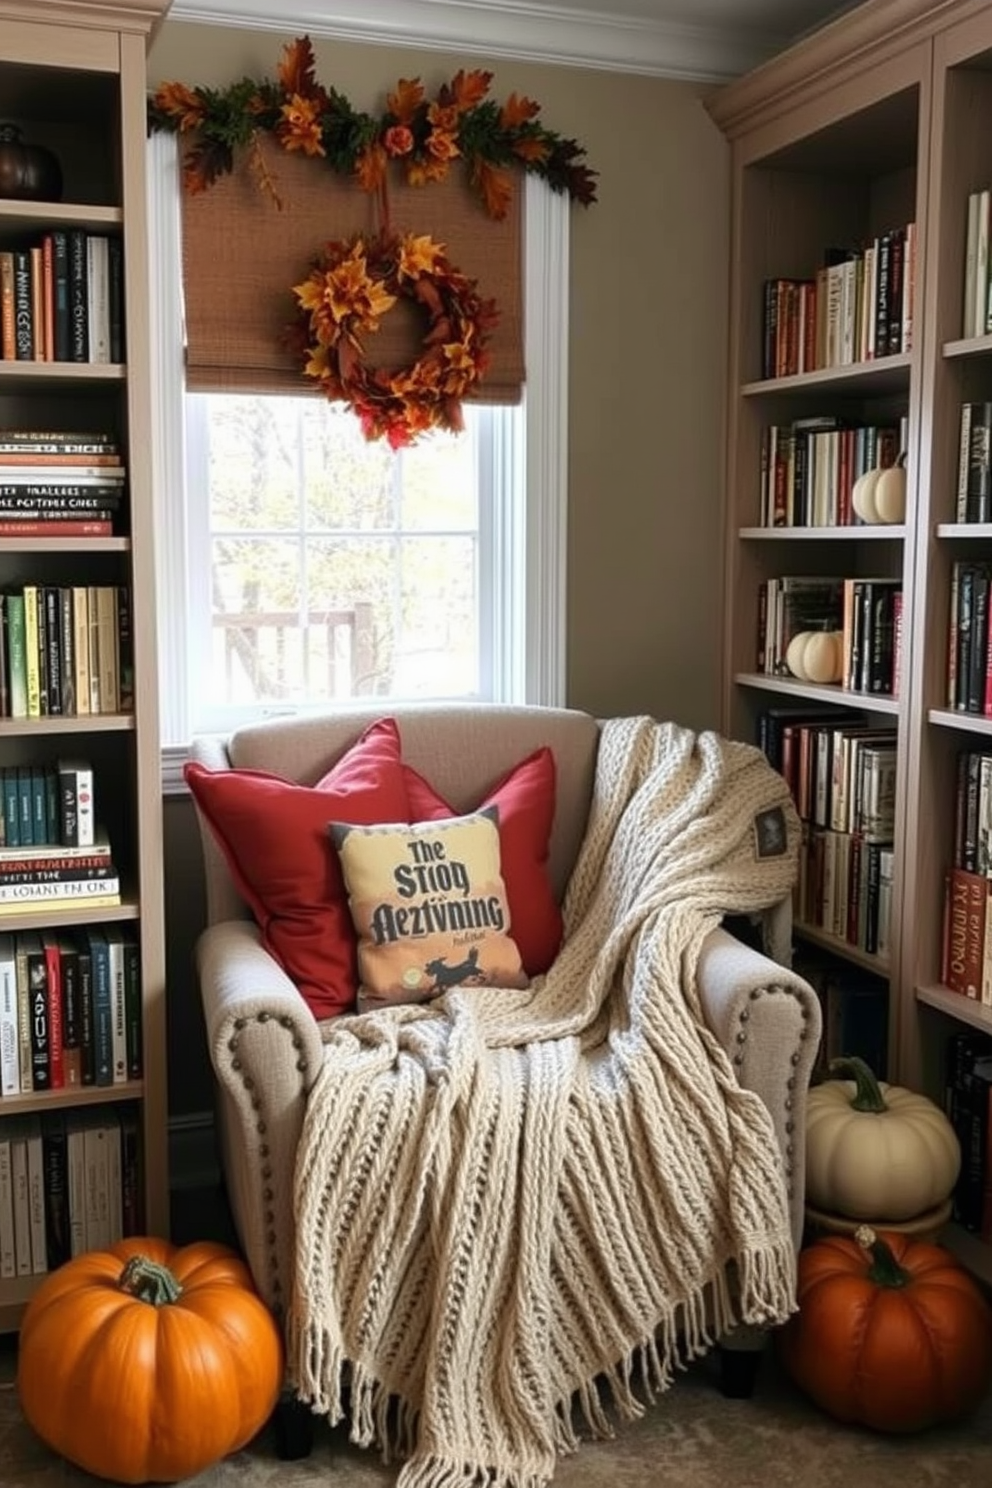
[148,134,568,770]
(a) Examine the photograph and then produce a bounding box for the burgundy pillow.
[403,746,562,975]
[185,717,410,1018]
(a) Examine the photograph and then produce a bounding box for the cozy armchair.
[187,703,821,1441]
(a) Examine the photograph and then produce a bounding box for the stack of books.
[0,759,120,918]
[0,429,125,537]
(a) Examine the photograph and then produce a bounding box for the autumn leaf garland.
[147,34,598,220]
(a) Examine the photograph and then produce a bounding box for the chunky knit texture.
[288,717,807,1487]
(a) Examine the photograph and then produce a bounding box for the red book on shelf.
[41,933,64,1091]
[945,865,988,998]
[0,520,113,537]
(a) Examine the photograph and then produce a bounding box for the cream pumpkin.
[785,629,843,684]
[851,455,907,525]
[806,1056,961,1222]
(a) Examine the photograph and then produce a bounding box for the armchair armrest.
[196,919,324,1313]
[696,923,821,1253]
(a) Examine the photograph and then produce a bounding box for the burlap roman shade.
[180,137,524,403]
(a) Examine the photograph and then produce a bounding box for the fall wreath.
[289,231,498,449]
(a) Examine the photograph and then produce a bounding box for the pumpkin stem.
[118,1255,183,1306]
[828,1054,888,1113]
[854,1225,913,1288]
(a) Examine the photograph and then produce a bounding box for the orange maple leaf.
[500,93,541,129]
[447,69,493,112]
[355,142,388,193]
[472,160,513,221]
[386,77,425,124]
[151,81,205,131]
[513,136,550,165]
[277,35,319,97]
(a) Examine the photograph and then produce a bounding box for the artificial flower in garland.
[148,34,597,220]
[287,231,499,448]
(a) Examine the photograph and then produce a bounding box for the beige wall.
[148,23,732,1123]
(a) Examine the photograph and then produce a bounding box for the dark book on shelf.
[965,400,992,523]
[41,1111,70,1270]
[51,229,70,362]
[12,249,32,362]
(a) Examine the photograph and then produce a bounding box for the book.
[105,927,128,1085]
[0,250,14,359]
[12,250,32,361]
[0,1133,13,1277]
[51,229,70,362]
[57,759,95,847]
[85,929,113,1087]
[0,932,18,1096]
[0,520,114,537]
[67,228,88,364]
[86,235,110,364]
[41,1110,70,1269]
[945,866,989,999]
[0,833,111,864]
[40,932,64,1090]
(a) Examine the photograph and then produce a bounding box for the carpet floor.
[1,1336,991,1488]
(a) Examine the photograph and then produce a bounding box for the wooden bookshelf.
[710,0,992,1278]
[0,1,170,1325]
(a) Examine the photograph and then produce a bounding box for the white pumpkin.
[851,466,883,523]
[785,629,843,684]
[874,457,907,523]
[806,1056,961,1222]
[851,455,907,525]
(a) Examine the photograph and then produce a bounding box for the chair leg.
[718,1344,763,1399]
[273,1394,315,1460]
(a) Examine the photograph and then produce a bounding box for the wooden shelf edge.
[734,672,901,714]
[0,713,135,735]
[927,708,992,735]
[740,525,905,540]
[917,982,992,1034]
[740,355,911,398]
[0,1080,144,1117]
[936,523,992,538]
[795,921,890,976]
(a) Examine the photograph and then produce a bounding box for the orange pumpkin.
[16,1236,284,1484]
[780,1225,992,1432]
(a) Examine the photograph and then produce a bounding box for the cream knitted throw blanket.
[288,717,803,1488]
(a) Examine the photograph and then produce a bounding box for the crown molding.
[165,0,791,81]
[707,0,959,135]
[10,0,171,29]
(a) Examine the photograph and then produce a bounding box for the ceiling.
[167,0,869,81]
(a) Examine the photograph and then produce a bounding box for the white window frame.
[147,132,568,789]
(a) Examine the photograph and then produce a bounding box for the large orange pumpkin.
[780,1225,992,1432]
[16,1236,285,1484]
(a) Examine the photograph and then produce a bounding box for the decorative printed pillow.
[330,807,529,1010]
[403,746,563,975]
[184,717,410,1020]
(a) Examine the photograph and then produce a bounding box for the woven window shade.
[180,137,524,403]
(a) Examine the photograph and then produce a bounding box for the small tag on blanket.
[753,805,787,858]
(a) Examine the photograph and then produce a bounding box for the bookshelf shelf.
[927,708,992,735]
[734,672,901,715]
[0,1080,144,1118]
[741,356,912,399]
[0,715,135,736]
[0,2,170,1325]
[0,361,125,384]
[917,982,992,1035]
[740,525,905,541]
[943,333,992,360]
[796,922,890,977]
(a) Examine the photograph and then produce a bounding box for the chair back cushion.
[190,702,600,954]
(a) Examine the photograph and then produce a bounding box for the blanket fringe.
[396,1457,550,1488]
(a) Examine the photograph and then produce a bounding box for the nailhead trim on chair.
[224,1010,317,1304]
[731,983,811,1203]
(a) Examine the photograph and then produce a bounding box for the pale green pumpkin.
[805,1056,960,1221]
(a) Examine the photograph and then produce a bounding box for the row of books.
[954,402,992,524]
[761,223,916,379]
[0,925,140,1095]
[0,427,125,537]
[0,232,123,366]
[0,1106,142,1278]
[945,1031,992,1240]
[757,574,903,698]
[759,418,903,528]
[962,189,992,342]
[0,584,133,719]
[0,760,98,854]
[946,562,992,715]
[756,708,896,958]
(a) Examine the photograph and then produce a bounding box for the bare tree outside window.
[194,394,481,707]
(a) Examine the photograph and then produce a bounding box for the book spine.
[41,1111,70,1269]
[12,250,32,361]
[0,1138,13,1277]
[52,229,70,362]
[0,251,14,359]
[0,950,18,1097]
[68,230,88,364]
[0,878,119,904]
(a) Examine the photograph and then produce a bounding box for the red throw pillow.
[403,747,562,975]
[185,717,410,1019]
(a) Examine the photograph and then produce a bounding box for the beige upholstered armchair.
[187,703,821,1456]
